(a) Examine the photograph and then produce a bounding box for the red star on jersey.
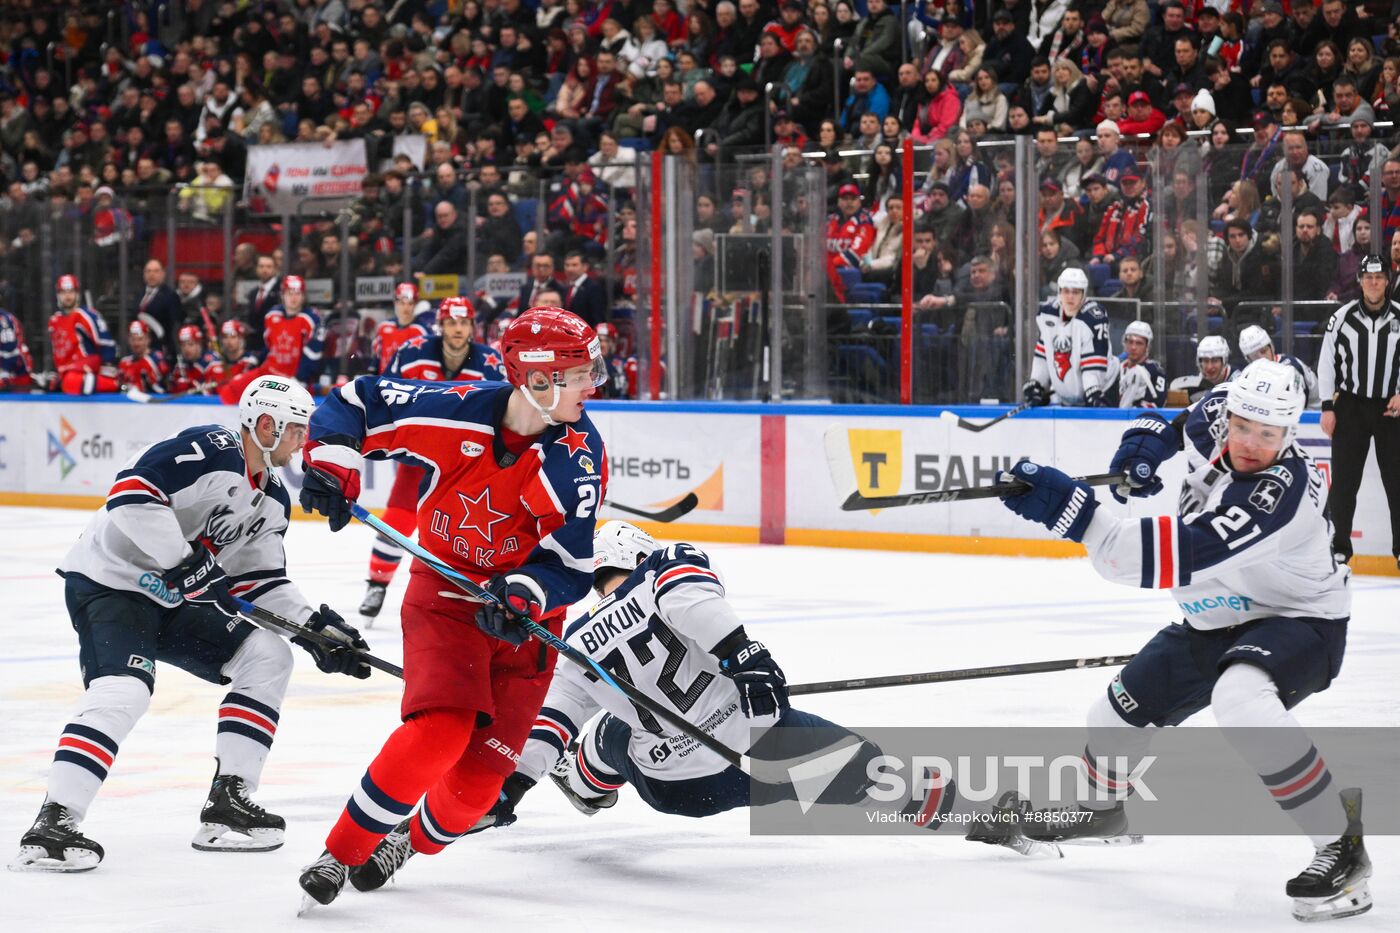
[445,382,483,399]
[457,488,510,542]
[484,352,501,370]
[555,425,591,457]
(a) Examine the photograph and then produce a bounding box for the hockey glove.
[720,639,790,718]
[475,574,544,646]
[1108,413,1177,504]
[163,547,241,619]
[1084,386,1105,408]
[999,460,1098,543]
[1022,380,1050,407]
[292,604,372,679]
[466,773,536,835]
[300,442,363,532]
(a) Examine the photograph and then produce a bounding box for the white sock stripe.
[418,803,461,844]
[352,784,413,830]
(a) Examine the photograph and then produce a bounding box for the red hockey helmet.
[128,320,152,337]
[501,306,606,390]
[595,322,615,338]
[282,275,305,294]
[395,281,418,302]
[437,295,476,322]
[220,319,248,338]
[178,324,203,344]
[56,274,79,292]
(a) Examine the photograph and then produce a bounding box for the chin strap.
[518,382,562,426]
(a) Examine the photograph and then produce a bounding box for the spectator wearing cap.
[824,183,876,301]
[1094,120,1137,187]
[1269,131,1329,201]
[710,75,765,151]
[1140,2,1193,80]
[925,18,968,80]
[1039,6,1085,66]
[1038,177,1089,253]
[1292,207,1339,313]
[1337,110,1382,194]
[1102,0,1149,44]
[1091,168,1152,271]
[1118,90,1166,136]
[1240,110,1283,192]
[922,181,964,245]
[983,11,1035,92]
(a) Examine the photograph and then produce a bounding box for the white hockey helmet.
[1057,267,1089,292]
[1238,324,1274,361]
[1226,359,1305,434]
[592,520,658,579]
[1124,320,1153,344]
[239,375,315,461]
[1196,335,1229,361]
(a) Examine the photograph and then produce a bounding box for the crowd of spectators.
[2,1,1400,403]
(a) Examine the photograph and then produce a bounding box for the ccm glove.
[299,441,363,532]
[720,638,790,718]
[475,574,544,646]
[1022,380,1050,407]
[1107,413,1177,504]
[999,460,1098,542]
[163,547,240,619]
[292,604,371,678]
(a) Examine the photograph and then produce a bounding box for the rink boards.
[0,395,1393,575]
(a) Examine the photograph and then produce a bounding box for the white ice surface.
[1,506,1396,932]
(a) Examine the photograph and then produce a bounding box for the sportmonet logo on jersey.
[1249,478,1285,514]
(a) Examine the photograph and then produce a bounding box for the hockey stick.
[233,598,404,680]
[602,492,699,523]
[348,503,863,785]
[789,653,1136,697]
[125,387,199,404]
[937,401,1032,433]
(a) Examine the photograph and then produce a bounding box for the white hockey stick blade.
[822,424,859,503]
[125,387,153,404]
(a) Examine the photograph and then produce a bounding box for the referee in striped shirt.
[1318,255,1400,568]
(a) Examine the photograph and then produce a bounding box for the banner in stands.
[0,400,1390,573]
[244,140,369,214]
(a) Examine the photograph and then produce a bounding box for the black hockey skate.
[359,581,388,623]
[1023,800,1144,846]
[964,791,1063,859]
[549,749,618,816]
[192,773,285,852]
[349,819,414,892]
[9,801,104,872]
[298,850,351,913]
[1287,788,1373,923]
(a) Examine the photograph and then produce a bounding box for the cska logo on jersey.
[556,426,591,457]
[456,488,510,542]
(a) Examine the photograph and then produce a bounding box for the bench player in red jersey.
[218,276,325,403]
[167,325,219,394]
[295,306,608,909]
[206,320,261,388]
[369,282,434,375]
[48,274,119,395]
[358,296,506,621]
[117,320,168,395]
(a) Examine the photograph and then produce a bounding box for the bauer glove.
[719,637,790,718]
[163,546,240,619]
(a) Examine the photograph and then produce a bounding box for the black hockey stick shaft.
[234,598,404,679]
[840,471,1126,511]
[789,653,1136,696]
[948,401,1032,433]
[603,492,699,523]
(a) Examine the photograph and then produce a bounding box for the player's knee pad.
[1087,686,1147,730]
[222,628,293,703]
[1211,662,1286,730]
[78,674,152,733]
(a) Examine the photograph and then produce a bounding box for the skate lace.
[367,831,412,877]
[310,852,348,881]
[1302,844,1341,878]
[226,778,268,817]
[54,810,82,833]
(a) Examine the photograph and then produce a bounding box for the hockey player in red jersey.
[48,275,120,395]
[1,307,36,391]
[295,306,608,909]
[206,320,261,388]
[595,322,629,398]
[117,320,169,395]
[824,184,876,302]
[218,276,325,403]
[357,296,506,620]
[167,325,219,394]
[370,282,434,374]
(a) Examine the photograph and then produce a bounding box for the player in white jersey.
[998,359,1370,923]
[1169,334,1232,403]
[1238,324,1320,407]
[11,376,373,873]
[1104,320,1167,408]
[1025,267,1117,407]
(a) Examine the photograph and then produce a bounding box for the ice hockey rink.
[3,505,1396,932]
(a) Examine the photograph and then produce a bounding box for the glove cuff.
[1057,484,1099,543]
[504,572,547,612]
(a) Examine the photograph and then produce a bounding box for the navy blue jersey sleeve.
[310,376,511,458]
[294,309,326,384]
[515,419,608,610]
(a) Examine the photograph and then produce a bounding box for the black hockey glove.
[465,773,537,835]
[292,604,372,679]
[720,638,790,719]
[475,574,543,646]
[1084,386,1105,408]
[1108,413,1177,504]
[1022,380,1050,407]
[163,546,240,619]
[299,442,362,532]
